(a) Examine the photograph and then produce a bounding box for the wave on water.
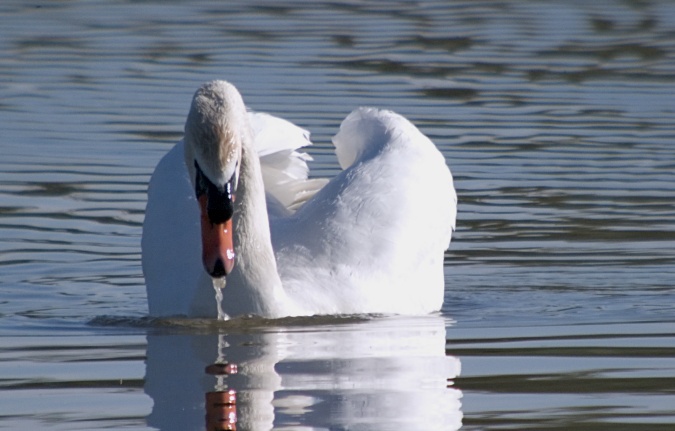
[88,313,376,332]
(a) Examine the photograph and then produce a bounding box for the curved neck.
[224,138,286,317]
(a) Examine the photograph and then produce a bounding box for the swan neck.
[228,138,285,316]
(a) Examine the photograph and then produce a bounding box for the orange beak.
[199,194,235,277]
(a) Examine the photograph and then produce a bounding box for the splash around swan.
[142,81,457,318]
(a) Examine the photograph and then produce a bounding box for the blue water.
[1,1,675,429]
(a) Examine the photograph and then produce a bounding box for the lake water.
[1,0,675,429]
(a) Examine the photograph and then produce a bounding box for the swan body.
[142,81,456,318]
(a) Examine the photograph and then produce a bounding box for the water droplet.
[212,278,230,321]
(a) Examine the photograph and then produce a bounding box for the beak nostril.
[211,259,226,277]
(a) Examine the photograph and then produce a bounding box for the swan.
[142,80,456,318]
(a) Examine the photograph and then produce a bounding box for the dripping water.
[212,277,230,321]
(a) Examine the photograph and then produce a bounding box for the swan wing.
[271,108,457,315]
[249,112,328,215]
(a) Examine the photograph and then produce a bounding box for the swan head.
[184,80,250,278]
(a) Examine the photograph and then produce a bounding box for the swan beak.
[199,194,235,277]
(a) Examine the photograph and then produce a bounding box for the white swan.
[142,80,456,318]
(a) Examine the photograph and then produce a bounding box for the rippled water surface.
[1,0,675,429]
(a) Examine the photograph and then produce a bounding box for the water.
[213,278,229,321]
[1,0,675,429]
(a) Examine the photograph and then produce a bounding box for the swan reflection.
[145,316,462,430]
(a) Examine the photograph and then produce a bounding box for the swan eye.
[194,161,235,224]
